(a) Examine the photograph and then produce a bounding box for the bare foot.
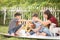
[26,33,30,36]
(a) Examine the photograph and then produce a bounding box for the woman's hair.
[44,10,53,19]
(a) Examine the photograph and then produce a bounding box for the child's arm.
[36,32,46,36]
[32,26,42,32]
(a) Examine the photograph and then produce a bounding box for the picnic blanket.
[0,33,60,39]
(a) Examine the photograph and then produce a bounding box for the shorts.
[39,27,53,36]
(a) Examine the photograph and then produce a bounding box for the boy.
[8,12,23,36]
[29,13,52,36]
[29,13,41,35]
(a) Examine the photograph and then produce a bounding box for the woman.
[32,10,58,36]
[35,10,58,28]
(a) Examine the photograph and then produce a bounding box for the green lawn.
[0,25,8,33]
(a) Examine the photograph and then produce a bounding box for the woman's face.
[43,14,48,19]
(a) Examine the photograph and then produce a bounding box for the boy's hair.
[32,13,38,17]
[14,12,21,17]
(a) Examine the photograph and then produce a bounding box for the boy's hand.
[36,32,40,35]
[32,29,38,32]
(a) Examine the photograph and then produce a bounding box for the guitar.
[23,21,35,32]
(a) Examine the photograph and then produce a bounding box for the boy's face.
[16,16,21,19]
[32,17,38,21]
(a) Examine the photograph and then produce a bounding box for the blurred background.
[0,0,60,40]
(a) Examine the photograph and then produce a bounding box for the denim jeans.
[29,30,35,35]
[39,27,52,36]
[29,27,53,36]
[8,24,23,34]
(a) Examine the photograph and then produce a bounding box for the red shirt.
[49,16,58,27]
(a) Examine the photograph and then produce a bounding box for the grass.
[0,25,8,33]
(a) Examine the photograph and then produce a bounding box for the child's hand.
[36,32,40,35]
[32,29,38,32]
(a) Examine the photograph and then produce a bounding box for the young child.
[8,12,22,36]
[29,13,52,36]
[29,13,41,35]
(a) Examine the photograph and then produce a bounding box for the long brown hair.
[44,10,53,20]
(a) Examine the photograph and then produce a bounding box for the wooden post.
[3,8,6,25]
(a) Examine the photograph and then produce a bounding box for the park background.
[0,0,60,40]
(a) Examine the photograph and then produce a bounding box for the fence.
[0,7,60,25]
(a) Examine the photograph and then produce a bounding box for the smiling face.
[32,16,38,22]
[32,17,37,21]
[16,16,21,19]
[43,13,48,19]
[43,10,53,19]
[32,13,38,21]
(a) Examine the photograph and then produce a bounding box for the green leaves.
[0,0,60,9]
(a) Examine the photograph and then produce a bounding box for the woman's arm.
[39,20,51,26]
[35,18,51,26]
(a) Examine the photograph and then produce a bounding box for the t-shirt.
[9,18,19,31]
[49,16,58,27]
[32,21,42,28]
[34,22,41,28]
